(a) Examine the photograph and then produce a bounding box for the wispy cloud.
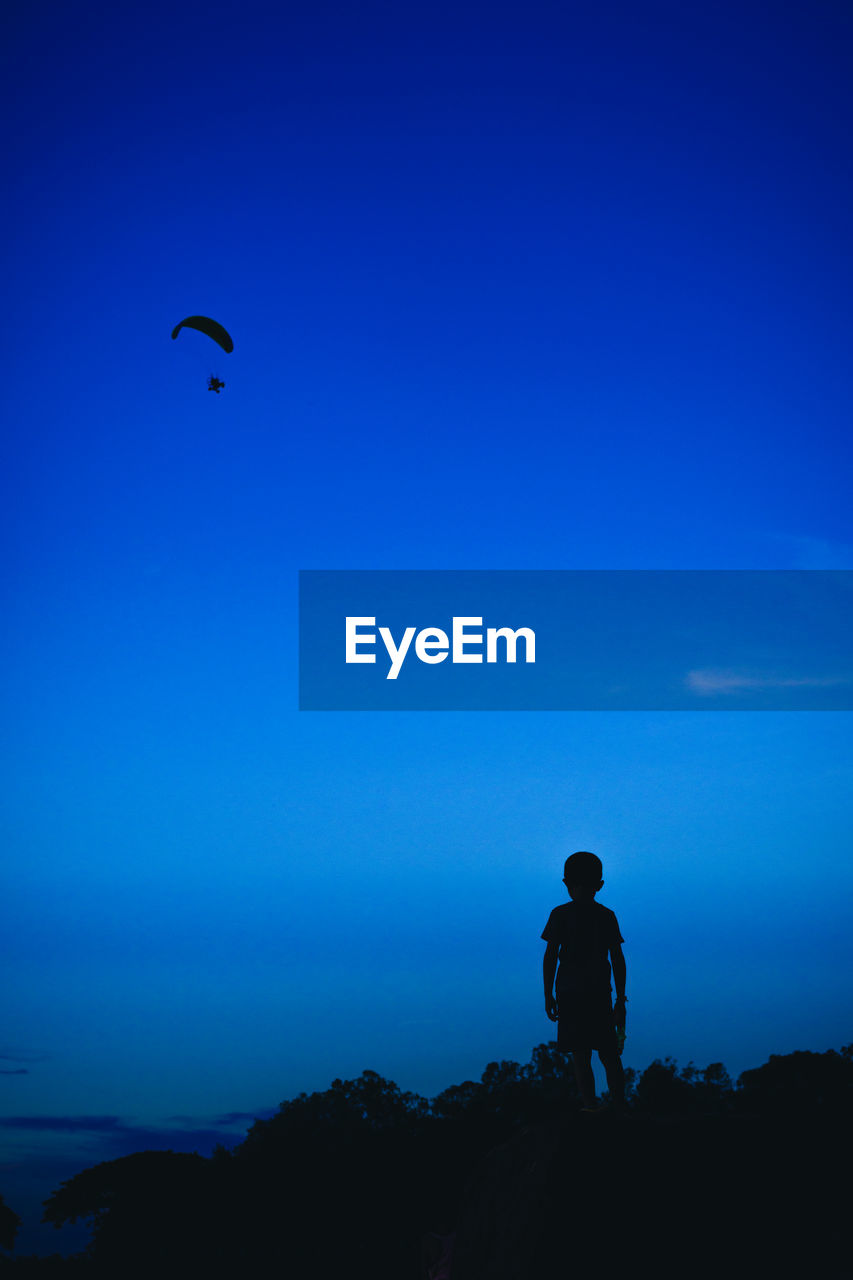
[770,533,853,569]
[0,1116,123,1133]
[164,1109,277,1128]
[0,1111,278,1160]
[212,1110,277,1126]
[0,1049,51,1072]
[686,669,852,695]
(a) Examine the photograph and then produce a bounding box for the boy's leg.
[571,1049,596,1109]
[598,1050,625,1107]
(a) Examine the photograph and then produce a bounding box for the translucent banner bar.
[298,571,853,710]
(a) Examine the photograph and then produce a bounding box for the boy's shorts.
[556,990,618,1054]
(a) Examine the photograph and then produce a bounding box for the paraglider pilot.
[207,376,225,393]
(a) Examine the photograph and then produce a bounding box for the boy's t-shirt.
[541,901,623,998]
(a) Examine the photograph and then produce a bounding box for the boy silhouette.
[542,851,626,1111]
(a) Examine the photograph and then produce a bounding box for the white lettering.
[346,617,377,663]
[345,617,535,678]
[415,628,449,664]
[486,626,536,663]
[452,617,483,663]
[379,626,417,680]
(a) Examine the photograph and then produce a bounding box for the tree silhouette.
[737,1046,853,1113]
[26,1043,853,1276]
[0,1193,22,1252]
[632,1055,734,1114]
[42,1150,221,1270]
[239,1066,429,1153]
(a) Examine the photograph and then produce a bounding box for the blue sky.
[2,0,852,1255]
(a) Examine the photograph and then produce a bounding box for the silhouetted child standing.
[542,851,626,1110]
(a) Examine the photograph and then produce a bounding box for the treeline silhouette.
[1,1043,851,1276]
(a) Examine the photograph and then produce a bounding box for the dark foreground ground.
[1,1048,850,1278]
[451,1110,847,1279]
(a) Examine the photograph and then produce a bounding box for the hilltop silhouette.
[1,1044,850,1276]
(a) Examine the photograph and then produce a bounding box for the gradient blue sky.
[2,0,852,1255]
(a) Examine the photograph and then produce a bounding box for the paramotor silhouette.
[171,316,234,353]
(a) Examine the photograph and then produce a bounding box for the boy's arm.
[611,941,626,1003]
[543,940,559,1020]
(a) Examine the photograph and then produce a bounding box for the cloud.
[0,1116,123,1133]
[685,669,852,696]
[95,1124,237,1155]
[164,1109,277,1128]
[770,533,853,569]
[0,1049,51,1071]
[0,1111,276,1162]
[212,1110,277,1126]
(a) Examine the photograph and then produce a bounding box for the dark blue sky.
[2,0,852,1255]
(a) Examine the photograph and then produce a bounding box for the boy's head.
[562,850,604,901]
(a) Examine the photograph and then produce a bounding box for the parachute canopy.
[171,316,234,353]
